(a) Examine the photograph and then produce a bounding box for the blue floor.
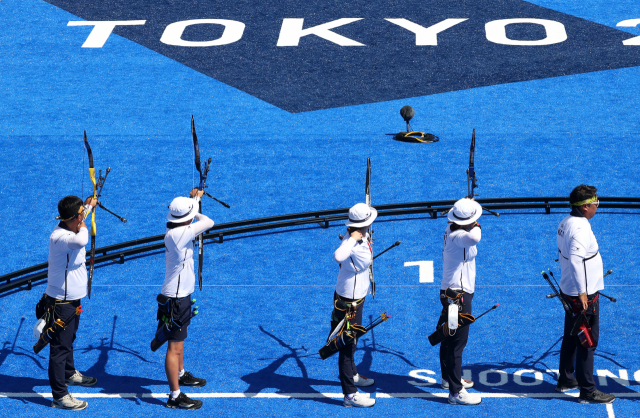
[1,0,639,416]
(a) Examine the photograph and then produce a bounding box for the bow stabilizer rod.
[373,241,401,260]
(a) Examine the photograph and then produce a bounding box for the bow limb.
[467,130,499,217]
[467,129,477,198]
[365,158,375,299]
[192,116,204,291]
[84,131,97,298]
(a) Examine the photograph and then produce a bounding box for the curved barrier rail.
[2,196,639,294]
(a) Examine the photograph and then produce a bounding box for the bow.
[192,116,211,291]
[190,116,231,290]
[467,130,500,217]
[441,130,500,217]
[82,132,126,298]
[365,158,375,298]
[84,131,98,299]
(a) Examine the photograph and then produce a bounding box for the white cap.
[345,203,378,227]
[447,198,482,225]
[167,196,198,223]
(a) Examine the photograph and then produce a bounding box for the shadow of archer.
[349,315,447,403]
[240,326,341,405]
[453,335,636,402]
[0,318,51,406]
[77,315,165,405]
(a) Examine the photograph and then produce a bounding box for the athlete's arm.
[569,229,589,309]
[334,237,358,263]
[67,226,89,249]
[454,226,481,247]
[191,213,214,236]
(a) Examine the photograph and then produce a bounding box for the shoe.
[179,371,207,387]
[555,379,579,392]
[166,392,203,410]
[343,392,376,408]
[65,370,97,387]
[441,379,474,390]
[448,388,482,405]
[354,374,375,387]
[579,389,615,404]
[51,394,88,410]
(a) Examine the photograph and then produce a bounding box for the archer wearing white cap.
[160,188,214,410]
[331,203,377,408]
[439,198,482,405]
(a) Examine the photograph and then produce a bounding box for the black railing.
[2,196,639,294]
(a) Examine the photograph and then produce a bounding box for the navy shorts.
[157,296,192,342]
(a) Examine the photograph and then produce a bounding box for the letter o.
[485,18,567,46]
[513,369,543,386]
[479,369,508,386]
[160,19,245,47]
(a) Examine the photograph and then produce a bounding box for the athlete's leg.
[166,341,184,392]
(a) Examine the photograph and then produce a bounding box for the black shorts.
[157,296,192,342]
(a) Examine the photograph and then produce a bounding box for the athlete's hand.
[579,293,588,310]
[190,188,204,198]
[348,226,367,241]
[84,197,98,207]
[77,220,87,233]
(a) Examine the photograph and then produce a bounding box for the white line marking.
[91,284,640,288]
[0,392,637,399]
[606,403,615,418]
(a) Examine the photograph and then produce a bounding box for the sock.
[179,369,185,378]
[346,393,356,400]
[171,390,180,399]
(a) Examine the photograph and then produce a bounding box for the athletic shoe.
[179,371,207,387]
[65,370,97,387]
[448,388,482,405]
[354,374,375,387]
[343,392,376,408]
[555,379,579,392]
[51,394,88,410]
[166,392,203,410]
[441,379,474,390]
[579,389,615,404]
